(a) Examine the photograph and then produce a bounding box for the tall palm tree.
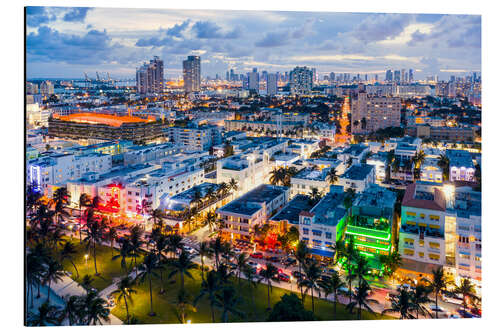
[411,284,432,319]
[151,233,169,294]
[198,241,213,282]
[270,167,287,186]
[326,167,339,184]
[136,253,159,316]
[423,267,451,319]
[347,280,379,320]
[26,182,42,216]
[205,210,217,233]
[78,193,91,243]
[228,178,238,197]
[169,250,197,290]
[293,240,309,302]
[61,295,82,326]
[84,290,111,325]
[308,187,322,204]
[148,208,165,232]
[195,270,220,323]
[354,255,371,289]
[413,150,426,169]
[343,235,358,303]
[300,261,322,313]
[51,187,71,225]
[83,211,104,275]
[382,287,415,319]
[437,154,450,181]
[454,277,478,314]
[174,288,197,324]
[27,302,61,326]
[216,286,244,323]
[167,234,184,258]
[105,226,118,258]
[235,253,249,287]
[242,264,259,319]
[26,251,44,309]
[210,237,224,270]
[319,269,346,318]
[113,238,133,274]
[78,274,94,295]
[128,225,145,275]
[43,258,65,303]
[60,241,79,278]
[111,276,137,324]
[259,263,279,310]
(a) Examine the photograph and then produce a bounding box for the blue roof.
[309,248,335,258]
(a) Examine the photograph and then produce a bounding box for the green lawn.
[111,267,390,324]
[60,238,143,291]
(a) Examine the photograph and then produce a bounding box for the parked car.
[250,252,264,259]
[428,304,445,313]
[282,258,297,266]
[277,273,291,282]
[457,309,475,318]
[292,271,305,280]
[442,294,463,305]
[183,246,197,255]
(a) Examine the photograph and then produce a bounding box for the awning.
[309,248,335,258]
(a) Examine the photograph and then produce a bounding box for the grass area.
[111,267,390,324]
[60,237,143,291]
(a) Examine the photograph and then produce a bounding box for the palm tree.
[83,212,104,275]
[423,267,451,318]
[148,208,165,232]
[308,187,322,204]
[354,255,371,289]
[382,287,415,319]
[78,274,94,295]
[300,261,322,313]
[174,289,197,323]
[380,252,402,283]
[216,286,244,323]
[51,187,71,225]
[84,290,111,325]
[228,178,238,197]
[27,302,61,326]
[411,284,432,319]
[195,270,220,323]
[167,234,184,258]
[60,241,79,278]
[210,237,224,270]
[26,251,44,308]
[61,295,82,326]
[454,277,478,314]
[242,264,259,319]
[128,225,145,275]
[347,280,379,320]
[192,188,203,210]
[270,167,287,186]
[151,233,169,294]
[413,150,426,169]
[293,240,309,302]
[26,182,42,216]
[169,250,197,290]
[205,210,217,233]
[78,193,91,243]
[437,154,450,181]
[111,276,137,324]
[259,263,279,310]
[105,226,118,258]
[319,269,346,318]
[136,253,159,316]
[113,238,133,274]
[198,241,213,282]
[326,167,339,184]
[43,258,65,303]
[235,253,249,286]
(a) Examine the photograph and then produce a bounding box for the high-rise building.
[40,81,54,95]
[266,73,278,96]
[26,82,39,95]
[401,69,406,83]
[183,55,201,93]
[385,70,393,82]
[289,66,313,96]
[351,92,401,134]
[394,70,401,83]
[329,72,335,83]
[248,68,259,92]
[136,56,164,94]
[409,69,414,82]
[311,68,317,83]
[230,68,235,81]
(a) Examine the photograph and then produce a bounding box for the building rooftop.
[270,195,314,225]
[341,164,374,181]
[309,187,347,227]
[353,184,397,210]
[446,149,474,168]
[294,167,328,181]
[402,183,446,211]
[52,112,156,127]
[217,184,288,217]
[341,144,368,156]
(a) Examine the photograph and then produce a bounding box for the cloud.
[26,26,124,65]
[166,20,190,37]
[26,6,56,27]
[352,14,414,43]
[62,7,92,22]
[191,21,242,39]
[255,20,315,48]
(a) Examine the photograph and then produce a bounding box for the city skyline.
[26,7,481,80]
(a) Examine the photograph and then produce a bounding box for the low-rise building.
[167,124,222,151]
[446,149,476,182]
[337,164,375,192]
[217,184,289,241]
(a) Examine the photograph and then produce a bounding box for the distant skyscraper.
[409,69,414,82]
[230,68,235,81]
[290,66,313,96]
[401,69,406,83]
[248,68,259,92]
[266,73,278,96]
[329,72,335,83]
[136,56,164,94]
[374,74,379,82]
[385,70,393,82]
[26,82,39,95]
[311,68,317,83]
[183,55,201,93]
[40,80,54,95]
[394,70,401,83]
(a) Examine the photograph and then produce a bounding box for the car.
[457,310,475,318]
[250,252,264,259]
[448,313,460,319]
[282,258,297,266]
[268,256,280,263]
[233,248,242,255]
[248,261,259,269]
[442,295,463,305]
[428,304,445,313]
[292,271,305,280]
[277,273,291,282]
[183,246,197,254]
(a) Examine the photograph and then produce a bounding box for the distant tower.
[183,55,201,93]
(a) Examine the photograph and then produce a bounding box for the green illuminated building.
[346,184,397,270]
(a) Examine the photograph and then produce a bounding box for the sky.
[25,7,481,80]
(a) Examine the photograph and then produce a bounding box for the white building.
[337,164,375,192]
[123,143,181,166]
[446,149,476,182]
[168,125,222,151]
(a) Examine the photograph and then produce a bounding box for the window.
[312,230,322,237]
[303,228,309,235]
[325,232,332,239]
